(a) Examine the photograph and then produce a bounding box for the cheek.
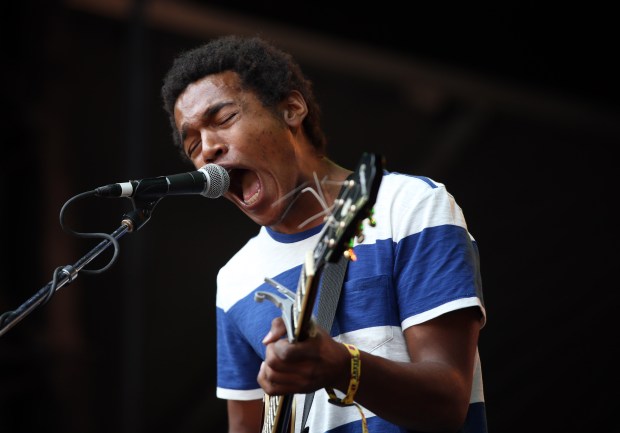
[235,109,292,157]
[246,126,290,158]
[190,156,204,170]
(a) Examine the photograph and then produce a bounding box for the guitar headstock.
[314,152,384,267]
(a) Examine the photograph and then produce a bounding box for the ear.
[282,90,308,128]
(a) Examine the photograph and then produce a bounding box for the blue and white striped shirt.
[216,171,487,433]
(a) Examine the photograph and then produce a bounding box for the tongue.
[242,171,260,203]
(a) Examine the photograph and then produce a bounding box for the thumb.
[262,316,287,344]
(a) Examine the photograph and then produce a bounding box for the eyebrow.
[179,101,234,144]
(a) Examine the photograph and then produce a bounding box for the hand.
[258,317,349,396]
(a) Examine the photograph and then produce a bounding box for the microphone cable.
[0,190,121,328]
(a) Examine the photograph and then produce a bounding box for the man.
[161,35,487,433]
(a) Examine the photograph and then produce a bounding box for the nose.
[200,131,228,164]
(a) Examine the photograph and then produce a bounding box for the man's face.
[173,71,305,230]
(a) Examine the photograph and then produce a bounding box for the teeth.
[244,190,260,205]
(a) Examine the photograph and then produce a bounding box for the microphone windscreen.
[201,164,230,198]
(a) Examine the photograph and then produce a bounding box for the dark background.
[1,1,618,432]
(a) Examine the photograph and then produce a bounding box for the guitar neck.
[259,251,323,433]
[293,250,320,342]
[256,151,384,433]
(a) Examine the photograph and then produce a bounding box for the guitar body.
[261,394,295,433]
[255,152,384,433]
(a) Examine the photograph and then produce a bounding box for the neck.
[269,158,351,234]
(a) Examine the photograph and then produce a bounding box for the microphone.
[94,164,230,200]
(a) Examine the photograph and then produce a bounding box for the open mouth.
[228,168,261,206]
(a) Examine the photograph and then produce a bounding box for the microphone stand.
[0,198,159,338]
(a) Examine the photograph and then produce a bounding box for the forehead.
[174,70,244,116]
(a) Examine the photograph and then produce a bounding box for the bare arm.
[353,307,481,431]
[258,306,483,432]
[227,399,263,433]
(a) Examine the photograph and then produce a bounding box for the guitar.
[254,152,384,433]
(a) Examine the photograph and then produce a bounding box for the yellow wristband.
[326,343,368,433]
[326,343,360,405]
[342,343,361,403]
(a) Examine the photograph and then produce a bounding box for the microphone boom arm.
[0,201,158,337]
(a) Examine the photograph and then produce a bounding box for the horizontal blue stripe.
[332,224,482,335]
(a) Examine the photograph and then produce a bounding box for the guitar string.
[270,173,346,230]
[261,173,357,433]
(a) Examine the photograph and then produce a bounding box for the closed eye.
[187,141,200,158]
[218,111,237,126]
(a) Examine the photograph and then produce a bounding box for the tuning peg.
[343,248,357,261]
[367,208,377,227]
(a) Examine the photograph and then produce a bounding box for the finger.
[265,340,322,376]
[258,361,316,395]
[262,316,287,344]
